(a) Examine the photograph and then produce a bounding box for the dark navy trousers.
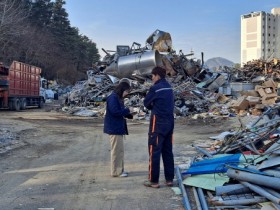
[148,114,174,183]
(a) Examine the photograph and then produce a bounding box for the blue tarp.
[182,154,241,175]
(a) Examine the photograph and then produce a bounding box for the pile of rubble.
[176,105,280,209]
[61,30,280,121]
[229,79,279,116]
[241,59,280,82]
[61,30,214,117]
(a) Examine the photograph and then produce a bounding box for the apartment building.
[241,8,280,65]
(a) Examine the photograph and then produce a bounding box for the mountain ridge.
[205,57,235,69]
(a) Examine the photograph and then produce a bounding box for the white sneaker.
[119,172,128,177]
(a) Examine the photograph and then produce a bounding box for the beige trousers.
[109,135,124,176]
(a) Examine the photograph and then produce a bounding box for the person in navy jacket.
[143,66,175,188]
[104,81,133,177]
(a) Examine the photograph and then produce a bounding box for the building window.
[268,49,270,52]
[269,33,271,37]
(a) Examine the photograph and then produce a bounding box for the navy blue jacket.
[144,78,174,134]
[104,92,130,135]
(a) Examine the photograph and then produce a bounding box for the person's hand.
[125,113,133,119]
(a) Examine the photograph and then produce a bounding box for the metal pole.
[211,197,267,206]
[246,165,280,178]
[211,205,262,209]
[227,168,280,190]
[262,186,280,199]
[215,184,251,196]
[197,187,209,210]
[192,144,213,158]
[241,181,280,204]
[175,166,192,210]
[192,187,202,210]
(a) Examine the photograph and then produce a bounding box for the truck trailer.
[0,61,45,110]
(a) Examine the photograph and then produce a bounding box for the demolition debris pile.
[62,30,280,120]
[233,58,280,82]
[177,105,280,209]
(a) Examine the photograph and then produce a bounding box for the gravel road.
[0,106,233,210]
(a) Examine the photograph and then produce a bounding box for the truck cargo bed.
[9,61,41,97]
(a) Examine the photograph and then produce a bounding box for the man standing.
[143,66,175,188]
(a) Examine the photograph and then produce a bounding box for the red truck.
[0,61,45,110]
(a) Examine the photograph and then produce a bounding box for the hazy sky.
[64,0,280,63]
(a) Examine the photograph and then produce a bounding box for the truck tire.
[8,100,13,110]
[38,98,44,108]
[13,98,21,111]
[20,98,27,110]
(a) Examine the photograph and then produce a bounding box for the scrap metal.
[63,29,228,117]
[179,104,280,209]
[175,166,192,210]
[57,30,280,119]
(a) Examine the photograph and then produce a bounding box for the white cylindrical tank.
[105,50,162,78]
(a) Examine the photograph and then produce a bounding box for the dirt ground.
[0,102,236,210]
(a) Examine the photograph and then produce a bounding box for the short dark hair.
[151,66,166,79]
[114,81,130,98]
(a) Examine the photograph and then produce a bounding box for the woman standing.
[104,81,133,177]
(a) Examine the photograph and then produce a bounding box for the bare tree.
[0,0,28,45]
